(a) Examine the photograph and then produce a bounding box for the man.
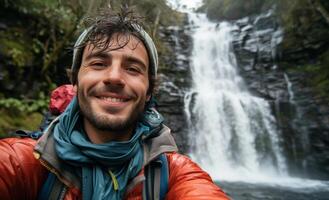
[0,8,229,200]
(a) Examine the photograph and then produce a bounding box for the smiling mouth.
[98,96,128,102]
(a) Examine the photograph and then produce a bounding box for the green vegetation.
[289,50,329,99]
[198,0,272,21]
[0,0,84,134]
[0,92,49,113]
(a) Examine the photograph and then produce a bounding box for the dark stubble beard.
[77,90,145,133]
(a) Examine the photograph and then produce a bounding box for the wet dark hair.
[70,6,157,95]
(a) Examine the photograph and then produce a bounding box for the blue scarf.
[53,97,161,199]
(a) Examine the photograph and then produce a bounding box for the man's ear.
[73,84,77,93]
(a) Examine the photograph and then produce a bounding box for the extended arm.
[0,138,47,199]
[166,153,230,200]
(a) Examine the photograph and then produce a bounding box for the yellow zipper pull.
[33,152,40,159]
[108,170,119,191]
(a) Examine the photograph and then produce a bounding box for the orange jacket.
[0,137,229,200]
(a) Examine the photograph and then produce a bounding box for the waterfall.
[166,1,329,196]
[185,12,287,181]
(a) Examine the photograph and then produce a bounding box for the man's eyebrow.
[84,51,111,61]
[123,55,148,71]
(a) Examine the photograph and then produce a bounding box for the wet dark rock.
[156,18,192,154]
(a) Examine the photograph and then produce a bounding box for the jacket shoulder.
[0,137,38,164]
[166,152,229,200]
[0,137,48,199]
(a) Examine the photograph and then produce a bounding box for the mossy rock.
[285,50,329,101]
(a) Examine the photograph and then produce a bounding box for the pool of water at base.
[216,180,329,200]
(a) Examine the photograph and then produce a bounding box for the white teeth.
[100,97,125,102]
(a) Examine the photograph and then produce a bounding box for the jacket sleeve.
[0,138,48,199]
[166,152,230,200]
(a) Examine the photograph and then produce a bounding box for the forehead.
[83,33,149,62]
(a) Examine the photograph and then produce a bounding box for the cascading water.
[185,13,287,181]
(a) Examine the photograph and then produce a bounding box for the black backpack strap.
[143,153,169,200]
[14,130,43,139]
[38,173,67,200]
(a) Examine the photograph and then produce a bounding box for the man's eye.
[126,66,141,73]
[90,62,106,67]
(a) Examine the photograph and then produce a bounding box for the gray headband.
[71,25,158,83]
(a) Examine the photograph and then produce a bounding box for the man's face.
[75,34,150,139]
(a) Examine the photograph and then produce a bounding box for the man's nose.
[102,64,125,87]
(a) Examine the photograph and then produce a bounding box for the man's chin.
[91,117,126,130]
[80,101,144,134]
[87,113,137,131]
